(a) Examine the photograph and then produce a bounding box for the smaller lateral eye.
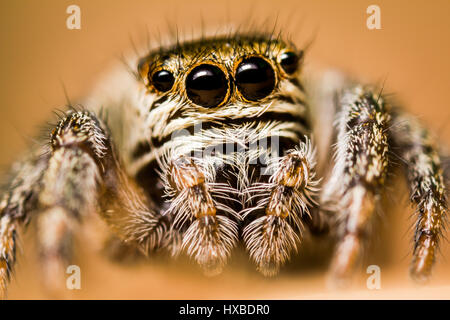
[150,69,175,92]
[279,51,301,75]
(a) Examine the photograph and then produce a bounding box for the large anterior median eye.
[185,64,229,107]
[151,69,175,92]
[235,57,275,101]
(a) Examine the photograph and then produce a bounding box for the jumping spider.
[0,32,448,298]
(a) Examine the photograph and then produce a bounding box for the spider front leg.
[243,140,320,276]
[164,155,239,275]
[390,111,447,282]
[0,110,167,298]
[321,86,390,285]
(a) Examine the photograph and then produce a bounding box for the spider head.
[137,34,304,111]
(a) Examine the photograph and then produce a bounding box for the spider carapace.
[0,33,447,297]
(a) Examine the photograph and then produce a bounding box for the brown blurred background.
[1,0,449,299]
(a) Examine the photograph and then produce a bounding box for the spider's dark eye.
[151,70,174,92]
[186,64,228,107]
[279,51,300,75]
[235,57,275,101]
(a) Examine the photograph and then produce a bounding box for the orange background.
[0,0,449,299]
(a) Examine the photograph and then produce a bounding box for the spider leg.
[0,152,48,298]
[35,208,76,293]
[34,131,101,292]
[321,86,390,285]
[243,139,320,276]
[164,155,239,275]
[0,110,168,298]
[0,215,18,299]
[390,110,447,282]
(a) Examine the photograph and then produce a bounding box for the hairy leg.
[0,215,17,299]
[0,152,48,298]
[0,109,167,297]
[35,130,101,291]
[321,86,390,285]
[390,110,447,282]
[164,155,239,275]
[243,139,319,276]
